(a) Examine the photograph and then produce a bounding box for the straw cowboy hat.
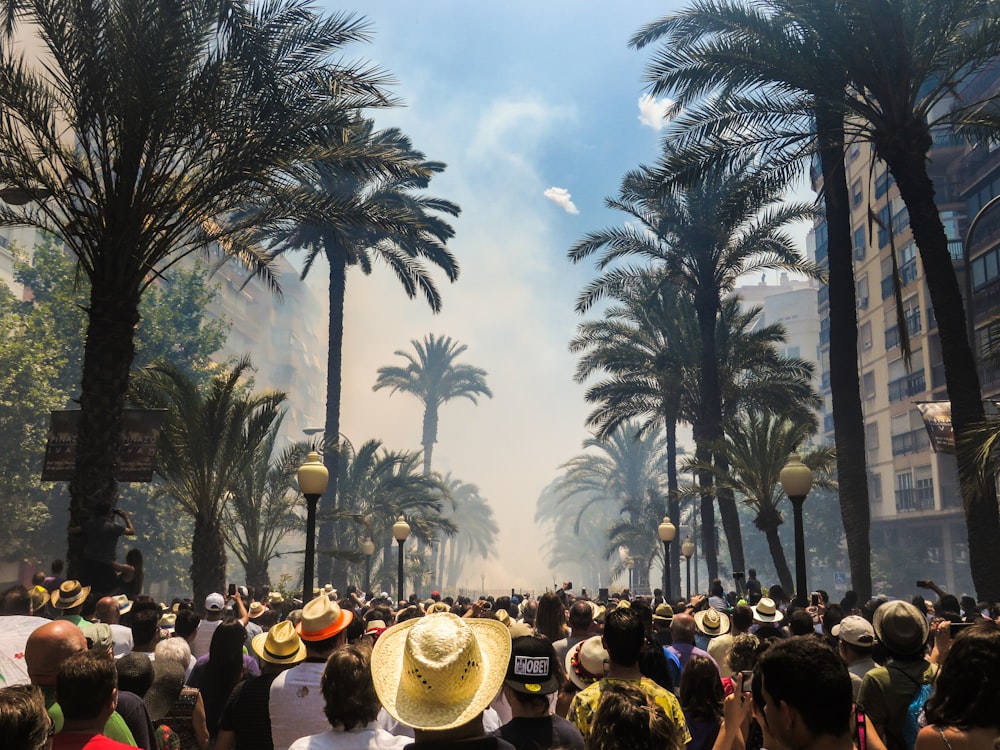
[371,612,512,731]
[751,597,784,624]
[51,580,90,610]
[694,608,731,637]
[247,601,267,619]
[113,594,133,616]
[565,635,610,690]
[252,621,308,665]
[652,603,674,624]
[297,593,353,641]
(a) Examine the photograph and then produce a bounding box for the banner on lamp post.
[914,401,955,454]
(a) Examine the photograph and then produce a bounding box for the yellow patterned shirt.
[567,676,691,742]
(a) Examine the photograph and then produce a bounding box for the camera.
[740,670,753,691]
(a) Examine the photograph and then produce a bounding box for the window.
[868,472,882,502]
[856,273,869,309]
[875,170,892,199]
[860,321,873,350]
[863,371,876,400]
[852,179,863,207]
[877,205,892,248]
[853,227,866,260]
[866,422,880,461]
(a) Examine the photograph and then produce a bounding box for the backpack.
[901,680,932,750]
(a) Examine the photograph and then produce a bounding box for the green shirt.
[567,676,692,743]
[857,659,936,750]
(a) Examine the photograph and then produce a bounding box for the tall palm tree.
[570,158,817,581]
[702,413,835,593]
[632,0,1000,599]
[271,121,460,586]
[224,417,307,591]
[535,478,613,589]
[373,334,493,476]
[0,0,395,573]
[132,357,285,603]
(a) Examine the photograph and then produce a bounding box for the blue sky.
[313,0,702,592]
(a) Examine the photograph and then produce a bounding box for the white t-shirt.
[190,617,222,658]
[288,723,409,750]
[270,661,329,750]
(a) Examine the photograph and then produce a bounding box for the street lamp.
[361,538,375,596]
[392,516,410,604]
[627,557,634,591]
[779,452,814,607]
[297,451,329,601]
[681,538,695,600]
[658,516,676,603]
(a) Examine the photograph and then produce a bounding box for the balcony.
[895,485,936,513]
[888,370,927,402]
[891,428,930,456]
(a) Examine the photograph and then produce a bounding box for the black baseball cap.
[504,636,560,695]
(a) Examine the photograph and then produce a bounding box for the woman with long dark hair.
[679,655,724,750]
[535,593,568,643]
[189,620,249,741]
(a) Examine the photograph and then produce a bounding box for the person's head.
[832,615,874,662]
[116,653,154,697]
[584,681,683,750]
[520,600,537,626]
[321,642,379,730]
[0,685,52,750]
[209,619,247,664]
[94,596,120,625]
[709,579,725,598]
[637,640,674,693]
[298,595,353,656]
[726,633,761,674]
[154,636,192,672]
[731,604,753,633]
[49,580,90,615]
[203,593,225,621]
[924,621,1000,730]
[748,569,757,579]
[568,600,594,633]
[669,612,697,645]
[680,655,724,722]
[173,608,201,640]
[768,585,788,605]
[534,592,567,642]
[1,585,32,616]
[602,607,645,667]
[503,636,561,714]
[125,549,142,568]
[788,609,816,637]
[872,600,928,660]
[25,621,88,687]
[131,608,161,649]
[752,637,852,745]
[56,651,118,724]
[31,572,46,587]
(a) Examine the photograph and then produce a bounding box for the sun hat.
[204,593,225,612]
[588,601,606,621]
[832,615,875,648]
[494,609,511,626]
[751,597,784,624]
[505,636,560,695]
[297,593,353,641]
[252,621,307,665]
[873,600,928,656]
[51,580,91,610]
[370,612,512,731]
[28,585,48,612]
[248,601,267,619]
[144,659,185,722]
[113,594,133,616]
[652,603,674,624]
[695,608,732,637]
[427,602,450,614]
[158,613,176,631]
[565,635,609,690]
[268,591,284,604]
[364,620,388,639]
[116,652,154,696]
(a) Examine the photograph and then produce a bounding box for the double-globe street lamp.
[297,451,329,602]
[779,452,814,608]
[658,517,676,602]
[392,516,410,604]
[681,537,695,600]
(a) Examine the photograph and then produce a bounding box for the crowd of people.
[1,564,999,750]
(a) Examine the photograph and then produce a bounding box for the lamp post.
[627,557,634,591]
[658,517,676,602]
[681,538,695,600]
[297,451,329,602]
[361,538,375,595]
[392,516,410,604]
[779,452,814,608]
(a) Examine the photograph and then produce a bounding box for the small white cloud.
[543,186,579,215]
[637,94,673,130]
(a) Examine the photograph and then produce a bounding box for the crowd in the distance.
[1,560,999,750]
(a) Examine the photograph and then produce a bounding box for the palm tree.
[374,334,493,476]
[132,357,285,603]
[0,0,395,573]
[435,476,498,590]
[271,121,460,586]
[535,477,613,589]
[702,413,835,593]
[224,417,308,591]
[631,0,1000,599]
[570,159,817,581]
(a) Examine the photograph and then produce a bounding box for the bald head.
[25,621,88,686]
[94,597,119,624]
[670,612,697,644]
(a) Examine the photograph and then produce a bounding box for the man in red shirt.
[52,651,133,750]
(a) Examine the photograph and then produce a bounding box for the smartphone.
[811,593,820,607]
[228,583,237,596]
[740,670,753,692]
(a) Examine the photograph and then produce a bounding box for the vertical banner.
[914,401,955,454]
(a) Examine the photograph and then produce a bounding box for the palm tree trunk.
[880,142,1000,601]
[421,404,438,476]
[696,437,719,585]
[695,292,725,583]
[320,247,348,589]
[759,516,794,594]
[67,275,141,577]
[664,402,683,600]
[245,556,270,593]
[714,451,746,581]
[817,107,873,601]
[191,512,226,606]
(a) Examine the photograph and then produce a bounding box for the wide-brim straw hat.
[113,594,133,615]
[694,608,731,636]
[873,600,929,656]
[252,621,307,665]
[371,612,511,731]
[751,597,784,623]
[565,635,609,690]
[297,593,353,641]
[248,601,267,619]
[652,603,674,623]
[51,580,90,610]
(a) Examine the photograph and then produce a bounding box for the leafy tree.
[132,358,285,603]
[374,334,493,476]
[570,160,817,581]
[535,477,613,590]
[0,0,395,573]
[270,120,460,586]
